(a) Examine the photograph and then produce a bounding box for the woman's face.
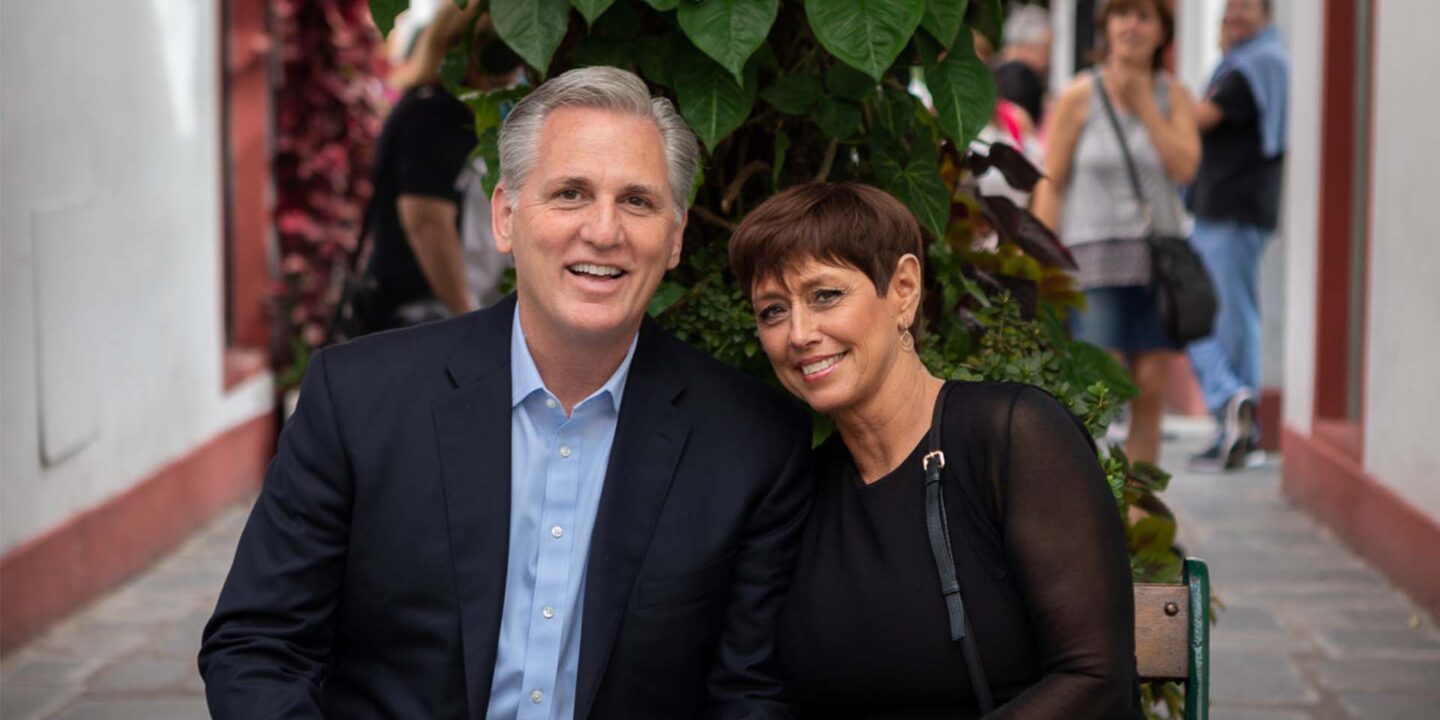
[751,256,915,417]
[1105,2,1164,65]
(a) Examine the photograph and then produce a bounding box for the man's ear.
[491,182,515,255]
[665,211,687,270]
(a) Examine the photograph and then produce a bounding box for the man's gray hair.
[1003,5,1051,47]
[497,66,701,221]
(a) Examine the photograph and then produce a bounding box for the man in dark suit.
[200,66,812,719]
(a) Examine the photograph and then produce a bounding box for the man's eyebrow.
[621,183,662,198]
[547,176,594,190]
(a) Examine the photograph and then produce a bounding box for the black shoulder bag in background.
[923,381,997,715]
[1093,74,1218,345]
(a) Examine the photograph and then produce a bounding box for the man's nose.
[579,202,622,247]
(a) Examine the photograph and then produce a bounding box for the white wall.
[1362,2,1440,522]
[1,1,273,553]
[1280,0,1322,434]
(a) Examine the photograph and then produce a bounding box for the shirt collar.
[510,306,639,413]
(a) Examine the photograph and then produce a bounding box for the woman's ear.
[888,253,923,320]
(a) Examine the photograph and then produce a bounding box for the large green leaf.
[825,62,876,101]
[804,0,925,81]
[636,33,681,88]
[761,75,822,115]
[644,0,680,10]
[492,0,572,74]
[871,137,950,237]
[368,0,407,37]
[926,29,996,147]
[675,52,757,152]
[815,97,862,139]
[920,0,968,50]
[875,84,917,136]
[678,0,779,84]
[572,0,617,27]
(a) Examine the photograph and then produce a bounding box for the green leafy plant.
[367,1,1191,714]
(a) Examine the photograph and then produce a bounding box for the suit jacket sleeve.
[199,349,354,719]
[706,415,814,720]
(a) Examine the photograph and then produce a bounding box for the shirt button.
[531,690,544,704]
[551,526,564,539]
[545,398,557,409]
[559,445,572,458]
[542,606,555,619]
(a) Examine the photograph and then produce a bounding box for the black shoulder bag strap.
[923,381,996,714]
[1091,71,1153,231]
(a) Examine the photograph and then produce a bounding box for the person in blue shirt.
[1186,0,1289,471]
[200,66,813,719]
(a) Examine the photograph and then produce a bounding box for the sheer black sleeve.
[991,386,1138,719]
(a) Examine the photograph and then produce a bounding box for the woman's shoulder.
[1049,74,1095,128]
[942,381,1076,439]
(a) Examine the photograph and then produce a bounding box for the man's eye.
[625,195,654,209]
[556,189,582,201]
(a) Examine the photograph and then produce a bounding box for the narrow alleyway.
[3,426,1438,719]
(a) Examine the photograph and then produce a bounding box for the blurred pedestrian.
[1032,0,1201,465]
[346,0,520,335]
[971,30,1045,210]
[992,5,1053,127]
[1185,0,1288,471]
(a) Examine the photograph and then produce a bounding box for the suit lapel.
[575,322,691,720]
[433,295,516,719]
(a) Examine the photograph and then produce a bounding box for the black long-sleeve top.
[778,382,1140,719]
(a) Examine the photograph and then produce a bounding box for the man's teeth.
[569,263,623,278]
[802,354,844,375]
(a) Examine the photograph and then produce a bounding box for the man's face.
[493,106,684,349]
[1223,0,1268,47]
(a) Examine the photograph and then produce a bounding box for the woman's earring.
[900,328,915,353]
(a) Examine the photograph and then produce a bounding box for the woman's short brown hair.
[728,182,925,334]
[1095,0,1175,71]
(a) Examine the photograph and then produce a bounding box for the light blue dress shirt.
[486,309,637,720]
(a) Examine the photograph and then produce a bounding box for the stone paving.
[2,425,1438,719]
[1160,426,1440,719]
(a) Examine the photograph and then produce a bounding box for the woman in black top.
[729,183,1139,719]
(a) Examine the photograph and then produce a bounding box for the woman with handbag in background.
[1031,0,1202,466]
[730,183,1139,719]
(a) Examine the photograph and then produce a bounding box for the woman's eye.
[813,289,843,305]
[758,305,787,323]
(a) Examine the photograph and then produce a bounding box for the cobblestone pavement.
[1160,424,1440,719]
[3,427,1438,719]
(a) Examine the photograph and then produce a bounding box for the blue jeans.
[1186,219,1270,421]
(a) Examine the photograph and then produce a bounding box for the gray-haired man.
[201,66,812,720]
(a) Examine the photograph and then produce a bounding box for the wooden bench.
[1135,557,1211,719]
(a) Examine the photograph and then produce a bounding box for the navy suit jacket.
[200,294,813,719]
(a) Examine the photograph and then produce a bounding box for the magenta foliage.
[272,0,386,378]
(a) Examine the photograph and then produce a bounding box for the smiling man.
[200,67,813,720]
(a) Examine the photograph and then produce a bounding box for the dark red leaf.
[979,194,1078,271]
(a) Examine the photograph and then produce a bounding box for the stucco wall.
[1280,0,1322,434]
[1,1,273,553]
[1362,2,1440,521]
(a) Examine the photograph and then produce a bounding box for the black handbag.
[1093,74,1218,345]
[923,381,997,715]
